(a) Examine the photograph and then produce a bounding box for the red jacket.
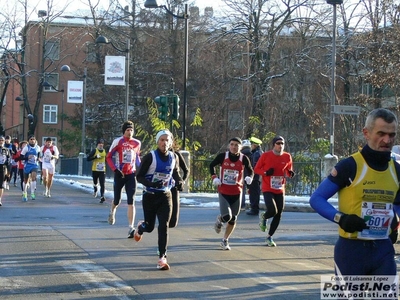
[254,150,293,194]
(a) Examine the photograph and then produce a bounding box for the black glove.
[176,181,184,192]
[389,229,398,244]
[265,168,274,176]
[338,214,368,233]
[150,180,164,189]
[288,170,295,178]
[114,169,124,179]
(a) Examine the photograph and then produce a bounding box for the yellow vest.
[92,149,106,172]
[338,152,398,239]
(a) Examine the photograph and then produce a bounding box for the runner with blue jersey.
[135,129,183,270]
[20,135,41,201]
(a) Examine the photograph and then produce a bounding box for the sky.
[29,0,220,14]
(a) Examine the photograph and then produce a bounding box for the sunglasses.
[275,142,284,145]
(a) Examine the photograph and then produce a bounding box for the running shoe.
[214,215,223,234]
[93,186,98,198]
[99,196,105,203]
[0,201,2,206]
[134,221,143,242]
[31,193,36,200]
[259,212,268,232]
[127,227,135,239]
[220,239,231,250]
[47,191,51,198]
[157,255,170,270]
[5,183,9,190]
[108,211,115,225]
[266,236,276,247]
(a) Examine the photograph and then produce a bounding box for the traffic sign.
[333,105,360,115]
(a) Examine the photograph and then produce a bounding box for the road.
[0,179,399,299]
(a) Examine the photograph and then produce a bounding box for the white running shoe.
[220,239,231,250]
[157,255,170,270]
[214,215,223,234]
[108,212,115,225]
[266,236,277,247]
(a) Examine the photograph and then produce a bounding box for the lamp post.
[60,65,87,154]
[95,36,130,121]
[326,0,343,155]
[42,81,65,153]
[15,96,26,139]
[144,0,189,150]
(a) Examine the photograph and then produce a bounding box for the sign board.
[333,105,360,115]
[67,80,83,104]
[104,55,126,86]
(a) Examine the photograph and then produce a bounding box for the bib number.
[358,202,393,239]
[222,169,239,185]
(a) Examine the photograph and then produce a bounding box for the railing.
[59,157,114,178]
[190,159,322,196]
[59,157,323,196]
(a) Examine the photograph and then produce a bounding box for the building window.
[43,73,59,92]
[43,105,58,124]
[45,40,60,60]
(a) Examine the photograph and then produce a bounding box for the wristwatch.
[334,212,343,223]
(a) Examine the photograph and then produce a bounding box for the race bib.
[28,155,37,164]
[96,162,104,171]
[222,169,239,185]
[122,149,133,163]
[43,153,52,163]
[0,155,5,164]
[270,176,284,190]
[358,202,393,239]
[152,172,170,187]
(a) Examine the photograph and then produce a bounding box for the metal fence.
[59,158,114,178]
[59,157,322,196]
[191,159,323,196]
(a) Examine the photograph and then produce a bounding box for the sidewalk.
[53,174,337,213]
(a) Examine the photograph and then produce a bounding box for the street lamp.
[95,36,130,121]
[15,97,34,139]
[42,81,65,153]
[15,96,26,139]
[144,0,189,150]
[60,65,87,154]
[326,0,343,155]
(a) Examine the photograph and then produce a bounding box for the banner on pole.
[104,56,125,86]
[67,80,83,104]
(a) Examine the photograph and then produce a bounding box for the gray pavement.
[0,177,397,299]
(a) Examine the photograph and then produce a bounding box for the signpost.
[333,105,360,115]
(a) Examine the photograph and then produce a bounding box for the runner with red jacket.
[254,136,294,247]
[106,121,141,239]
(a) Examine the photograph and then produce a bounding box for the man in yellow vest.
[87,138,107,203]
[310,108,400,279]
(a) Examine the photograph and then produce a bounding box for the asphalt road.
[0,179,399,300]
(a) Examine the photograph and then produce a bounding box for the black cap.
[5,135,11,140]
[122,121,134,134]
[45,137,52,142]
[97,138,105,144]
[229,137,242,144]
[272,136,284,144]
